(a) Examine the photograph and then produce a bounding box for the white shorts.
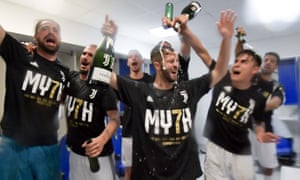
[249,130,279,168]
[204,141,255,180]
[121,137,132,167]
[69,150,119,180]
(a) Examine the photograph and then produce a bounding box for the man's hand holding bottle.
[101,15,118,40]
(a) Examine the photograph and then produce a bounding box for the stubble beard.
[162,68,176,83]
[37,41,59,55]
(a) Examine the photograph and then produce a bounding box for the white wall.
[0,0,151,59]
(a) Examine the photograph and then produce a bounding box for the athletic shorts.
[249,130,279,168]
[121,137,132,167]
[204,141,255,180]
[69,150,119,180]
[0,136,61,180]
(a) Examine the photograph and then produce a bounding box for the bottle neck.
[100,36,114,49]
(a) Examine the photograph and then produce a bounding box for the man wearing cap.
[101,10,236,179]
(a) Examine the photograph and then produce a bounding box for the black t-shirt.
[253,74,285,132]
[204,72,266,154]
[0,34,70,146]
[121,54,190,137]
[117,73,211,180]
[64,71,118,156]
[121,73,153,137]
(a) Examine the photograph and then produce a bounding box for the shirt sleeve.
[272,81,286,104]
[178,54,190,82]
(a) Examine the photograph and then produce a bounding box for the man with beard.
[121,21,192,180]
[63,43,120,180]
[104,9,236,179]
[0,19,70,179]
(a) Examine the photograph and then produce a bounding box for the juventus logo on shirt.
[89,89,98,99]
[224,85,232,93]
[60,70,66,82]
[29,61,39,68]
[147,95,154,102]
[179,90,188,104]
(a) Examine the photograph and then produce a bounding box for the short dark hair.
[236,49,262,66]
[264,51,280,64]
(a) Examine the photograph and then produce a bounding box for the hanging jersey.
[64,71,118,156]
[117,74,211,180]
[0,34,69,146]
[204,72,266,154]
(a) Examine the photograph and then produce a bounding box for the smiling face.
[34,19,61,55]
[160,50,179,82]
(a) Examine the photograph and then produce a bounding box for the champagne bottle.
[236,27,246,43]
[165,2,174,20]
[175,1,202,32]
[235,27,254,50]
[181,1,202,20]
[163,2,174,29]
[86,139,100,173]
[88,36,115,85]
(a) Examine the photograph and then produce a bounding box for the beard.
[37,41,59,55]
[161,68,176,83]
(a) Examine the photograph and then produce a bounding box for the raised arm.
[178,19,214,68]
[234,27,246,56]
[164,14,214,69]
[210,10,236,87]
[0,25,6,46]
[162,15,191,59]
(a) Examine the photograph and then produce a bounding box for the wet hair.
[34,19,60,35]
[150,40,174,63]
[236,49,262,66]
[264,51,280,64]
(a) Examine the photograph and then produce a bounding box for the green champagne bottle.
[88,36,115,85]
[86,139,100,173]
[165,2,174,20]
[163,2,174,29]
